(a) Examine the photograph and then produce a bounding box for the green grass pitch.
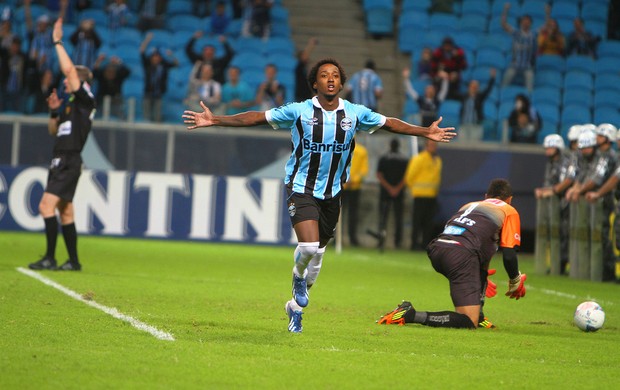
[1,231,619,389]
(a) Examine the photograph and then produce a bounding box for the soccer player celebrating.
[378,178,527,329]
[183,58,456,333]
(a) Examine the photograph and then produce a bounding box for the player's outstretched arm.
[183,101,267,129]
[382,116,456,143]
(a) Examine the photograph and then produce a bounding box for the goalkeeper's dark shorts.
[285,185,340,242]
[427,239,484,307]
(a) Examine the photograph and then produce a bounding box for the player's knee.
[297,242,320,260]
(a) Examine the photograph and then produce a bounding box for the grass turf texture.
[1,232,619,389]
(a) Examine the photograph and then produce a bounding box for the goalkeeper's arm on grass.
[502,246,526,300]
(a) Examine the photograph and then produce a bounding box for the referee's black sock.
[410,310,475,329]
[62,223,79,263]
[44,216,59,259]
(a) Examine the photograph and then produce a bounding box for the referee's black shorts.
[285,186,341,241]
[45,153,83,202]
[427,239,484,307]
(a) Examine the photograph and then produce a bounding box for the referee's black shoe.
[57,260,81,271]
[28,256,57,270]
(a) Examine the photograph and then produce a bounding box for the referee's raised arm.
[52,18,80,92]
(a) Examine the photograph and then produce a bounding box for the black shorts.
[45,153,83,202]
[286,186,341,241]
[427,239,485,307]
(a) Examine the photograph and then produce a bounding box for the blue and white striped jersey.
[348,69,383,110]
[266,97,386,199]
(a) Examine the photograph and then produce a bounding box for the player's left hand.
[428,116,456,143]
[486,269,497,298]
[183,101,214,130]
[506,273,527,300]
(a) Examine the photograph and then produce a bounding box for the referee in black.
[28,17,96,271]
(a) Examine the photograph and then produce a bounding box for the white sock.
[293,241,319,277]
[307,246,325,288]
[288,299,303,312]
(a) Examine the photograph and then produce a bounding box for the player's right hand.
[506,273,526,300]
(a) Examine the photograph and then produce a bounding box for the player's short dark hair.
[307,58,347,92]
[486,178,512,200]
[75,65,93,83]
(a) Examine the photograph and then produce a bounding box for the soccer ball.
[573,301,605,332]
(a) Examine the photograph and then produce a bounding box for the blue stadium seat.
[550,2,579,20]
[402,98,420,123]
[148,29,175,50]
[585,20,607,40]
[536,103,561,126]
[563,71,593,90]
[531,86,561,106]
[170,30,195,51]
[483,100,498,122]
[561,104,592,127]
[581,3,609,23]
[401,0,431,13]
[113,42,142,65]
[264,37,295,56]
[270,22,291,37]
[398,10,428,30]
[469,66,500,87]
[461,0,491,18]
[428,13,459,32]
[438,100,461,128]
[232,37,265,54]
[475,48,506,69]
[520,1,547,19]
[536,55,566,73]
[166,0,193,16]
[534,70,563,89]
[122,78,144,99]
[498,100,514,122]
[78,8,108,25]
[594,74,620,91]
[266,54,297,72]
[455,32,481,53]
[115,27,142,46]
[231,52,268,73]
[458,15,488,33]
[565,55,596,74]
[167,14,204,33]
[240,68,264,91]
[491,0,520,17]
[594,107,620,125]
[593,90,620,110]
[597,41,620,58]
[562,88,593,109]
[499,85,529,104]
[537,122,560,144]
[271,6,290,24]
[478,34,510,54]
[363,0,394,10]
[225,19,243,37]
[163,101,187,123]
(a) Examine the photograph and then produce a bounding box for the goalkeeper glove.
[486,269,497,298]
[505,272,527,300]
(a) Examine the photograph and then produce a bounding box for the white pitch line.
[16,267,175,341]
[526,284,616,307]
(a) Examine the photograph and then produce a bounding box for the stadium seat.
[78,8,108,25]
[491,0,520,17]
[537,122,560,144]
[536,103,561,126]
[534,70,563,89]
[147,29,175,51]
[270,22,291,37]
[531,87,561,106]
[113,42,142,65]
[270,6,290,24]
[561,104,592,127]
[593,90,620,110]
[497,100,514,122]
[167,14,204,33]
[428,13,459,32]
[594,74,620,91]
[170,30,195,51]
[454,32,480,53]
[460,0,491,18]
[483,100,498,122]
[469,66,500,87]
[458,15,488,34]
[477,34,510,54]
[264,37,295,56]
[163,101,187,123]
[232,37,265,54]
[594,107,620,125]
[231,52,268,73]
[562,89,593,110]
[401,0,431,13]
[166,0,193,16]
[581,3,609,23]
[565,55,595,75]
[520,1,546,19]
[536,55,566,73]
[499,85,529,105]
[585,20,607,40]
[563,71,593,90]
[398,10,428,30]
[114,27,142,46]
[475,48,506,69]
[550,2,579,20]
[266,54,297,73]
[122,78,144,99]
[597,41,620,58]
[225,19,243,37]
